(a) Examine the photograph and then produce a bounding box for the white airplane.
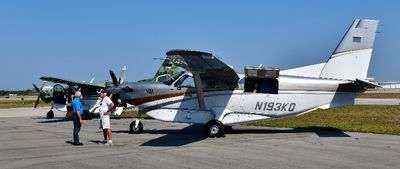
[108,19,380,137]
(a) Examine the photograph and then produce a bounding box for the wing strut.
[193,72,206,110]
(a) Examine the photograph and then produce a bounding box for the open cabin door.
[244,66,280,94]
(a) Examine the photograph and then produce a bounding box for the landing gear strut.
[46,110,54,119]
[129,119,143,134]
[205,120,225,137]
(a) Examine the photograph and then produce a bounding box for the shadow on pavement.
[140,124,206,147]
[37,117,71,123]
[115,125,349,147]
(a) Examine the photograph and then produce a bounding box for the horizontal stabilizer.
[355,79,381,88]
[281,63,325,77]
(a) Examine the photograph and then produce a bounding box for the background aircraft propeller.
[108,67,129,107]
[32,83,45,108]
[119,66,126,84]
[109,70,119,87]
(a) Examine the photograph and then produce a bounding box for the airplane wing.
[166,50,239,89]
[40,76,105,89]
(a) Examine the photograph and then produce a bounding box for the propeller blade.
[32,83,45,108]
[109,70,119,87]
[34,95,40,108]
[33,83,41,93]
[119,66,126,84]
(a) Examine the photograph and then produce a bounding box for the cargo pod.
[244,66,279,94]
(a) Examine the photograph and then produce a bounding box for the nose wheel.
[46,110,54,119]
[205,120,225,137]
[129,119,143,134]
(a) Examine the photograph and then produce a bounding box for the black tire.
[205,120,225,138]
[129,120,143,134]
[46,110,54,119]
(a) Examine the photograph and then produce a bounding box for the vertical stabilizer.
[320,19,379,80]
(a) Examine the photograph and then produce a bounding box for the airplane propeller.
[108,67,129,107]
[109,70,119,87]
[32,83,45,108]
[119,66,126,84]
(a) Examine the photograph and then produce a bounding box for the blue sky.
[0,0,399,90]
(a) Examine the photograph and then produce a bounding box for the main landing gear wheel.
[46,110,54,119]
[129,119,143,134]
[205,120,225,138]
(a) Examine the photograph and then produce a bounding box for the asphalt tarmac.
[355,98,400,105]
[0,108,399,169]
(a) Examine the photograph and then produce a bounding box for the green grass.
[0,100,47,109]
[248,105,400,135]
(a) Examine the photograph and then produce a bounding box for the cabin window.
[180,76,195,88]
[353,36,361,43]
[174,75,195,88]
[244,78,278,94]
[156,74,171,82]
[163,71,184,85]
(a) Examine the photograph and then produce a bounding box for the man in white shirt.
[99,89,114,145]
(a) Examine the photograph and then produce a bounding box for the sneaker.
[104,141,113,146]
[72,142,84,146]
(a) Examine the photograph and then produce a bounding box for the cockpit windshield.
[163,71,185,85]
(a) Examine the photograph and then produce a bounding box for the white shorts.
[101,115,110,129]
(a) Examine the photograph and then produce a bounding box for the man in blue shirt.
[71,91,84,146]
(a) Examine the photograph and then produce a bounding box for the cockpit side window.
[176,75,195,88]
[163,71,184,85]
[156,74,171,82]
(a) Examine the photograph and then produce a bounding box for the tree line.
[0,89,34,96]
